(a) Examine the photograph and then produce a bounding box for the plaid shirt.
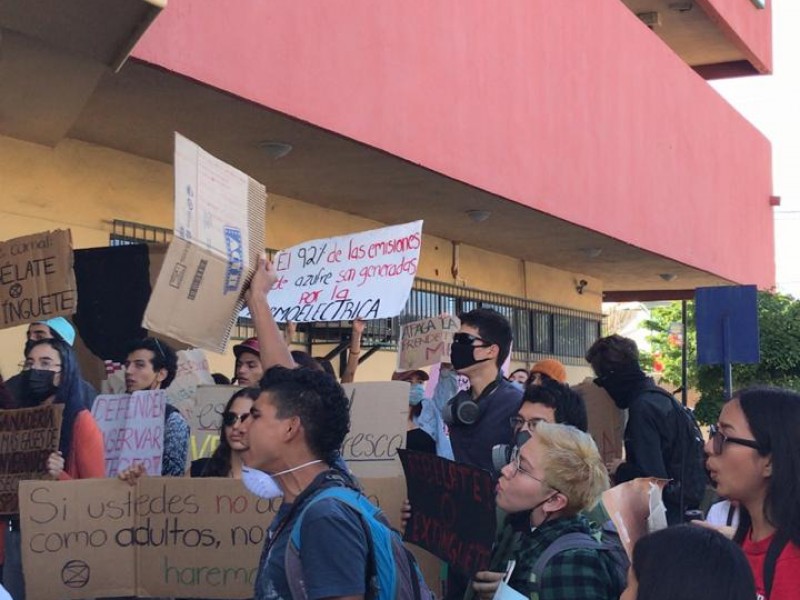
[504,515,624,600]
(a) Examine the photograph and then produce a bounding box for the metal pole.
[681,300,688,407]
[722,315,733,399]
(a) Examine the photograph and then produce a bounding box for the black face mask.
[450,342,492,371]
[22,369,58,403]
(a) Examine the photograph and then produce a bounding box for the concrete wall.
[0,134,600,385]
[132,0,774,288]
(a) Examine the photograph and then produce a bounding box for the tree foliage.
[639,291,800,425]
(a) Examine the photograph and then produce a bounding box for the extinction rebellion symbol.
[61,559,90,588]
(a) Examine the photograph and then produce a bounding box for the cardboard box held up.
[0,229,77,330]
[574,377,626,464]
[144,134,266,353]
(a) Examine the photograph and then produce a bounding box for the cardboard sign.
[0,229,77,330]
[574,378,625,464]
[399,449,496,577]
[144,134,266,353]
[187,385,241,463]
[187,382,408,473]
[397,315,460,371]
[166,348,216,417]
[91,391,166,477]
[19,477,279,599]
[0,404,63,515]
[341,382,409,478]
[20,475,440,600]
[266,221,423,323]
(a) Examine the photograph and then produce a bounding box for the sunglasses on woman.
[222,411,250,427]
[708,423,761,456]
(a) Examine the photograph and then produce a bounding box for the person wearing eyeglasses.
[442,309,522,473]
[513,379,588,437]
[123,337,189,477]
[3,338,105,600]
[472,423,624,600]
[701,387,800,600]
[190,388,260,478]
[468,380,590,600]
[2,317,98,411]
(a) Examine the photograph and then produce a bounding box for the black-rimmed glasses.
[453,332,494,347]
[510,415,545,432]
[507,447,557,491]
[708,423,761,456]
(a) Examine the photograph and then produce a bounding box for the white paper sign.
[173,132,251,274]
[267,221,423,323]
[91,390,166,477]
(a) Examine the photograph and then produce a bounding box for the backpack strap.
[530,532,601,593]
[764,532,790,598]
[289,486,400,600]
[650,387,694,518]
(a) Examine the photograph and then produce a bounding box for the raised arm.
[340,319,365,384]
[246,254,296,370]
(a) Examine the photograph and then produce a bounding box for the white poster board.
[91,390,166,477]
[266,221,423,322]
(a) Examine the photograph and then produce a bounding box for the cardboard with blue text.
[143,133,266,353]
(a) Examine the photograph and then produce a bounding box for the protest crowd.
[0,239,798,600]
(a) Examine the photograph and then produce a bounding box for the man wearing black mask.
[586,334,693,525]
[444,308,522,472]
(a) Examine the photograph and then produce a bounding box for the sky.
[711,1,800,298]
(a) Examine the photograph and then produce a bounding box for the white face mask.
[241,460,324,499]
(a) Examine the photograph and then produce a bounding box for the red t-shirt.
[742,530,800,600]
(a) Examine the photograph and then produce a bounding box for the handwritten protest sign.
[187,385,240,463]
[0,229,77,330]
[0,404,63,515]
[19,477,280,599]
[399,449,496,577]
[187,382,407,474]
[144,134,266,353]
[266,221,422,323]
[397,315,460,370]
[20,475,439,599]
[341,382,409,478]
[91,390,166,477]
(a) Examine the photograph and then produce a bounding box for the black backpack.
[653,389,709,516]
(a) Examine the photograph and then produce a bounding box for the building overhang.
[1,0,775,294]
[0,0,163,145]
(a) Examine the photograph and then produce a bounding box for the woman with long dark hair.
[705,386,800,599]
[191,387,260,478]
[4,338,104,600]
